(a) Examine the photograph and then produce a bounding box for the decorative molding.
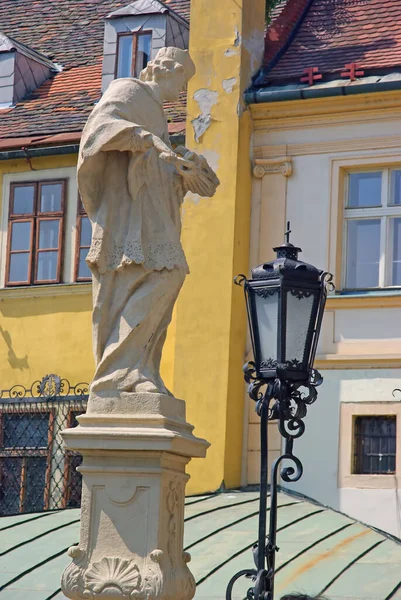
[326,293,401,310]
[254,135,401,159]
[0,282,91,300]
[253,157,292,178]
[315,354,401,370]
[61,547,165,600]
[85,557,142,596]
[250,90,401,131]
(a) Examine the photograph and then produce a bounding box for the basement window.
[353,415,396,475]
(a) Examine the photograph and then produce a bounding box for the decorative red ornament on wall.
[341,63,365,81]
[300,67,322,86]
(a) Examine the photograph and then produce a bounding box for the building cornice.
[254,135,401,159]
[250,90,401,131]
[326,294,401,310]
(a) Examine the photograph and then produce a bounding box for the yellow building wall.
[0,155,92,391]
[1,0,265,494]
[174,0,265,493]
[0,155,175,397]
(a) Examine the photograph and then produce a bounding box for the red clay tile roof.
[0,0,188,142]
[263,0,401,83]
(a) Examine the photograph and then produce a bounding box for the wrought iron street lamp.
[226,223,333,600]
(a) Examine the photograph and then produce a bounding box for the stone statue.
[77,47,219,401]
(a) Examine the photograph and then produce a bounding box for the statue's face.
[163,67,187,102]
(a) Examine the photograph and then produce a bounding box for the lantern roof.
[251,242,322,282]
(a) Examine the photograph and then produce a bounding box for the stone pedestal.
[60,393,209,600]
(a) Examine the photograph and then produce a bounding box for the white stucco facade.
[248,92,401,538]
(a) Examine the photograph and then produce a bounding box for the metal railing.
[0,374,88,516]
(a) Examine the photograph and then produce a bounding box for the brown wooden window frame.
[0,407,54,513]
[74,197,91,282]
[115,30,153,79]
[6,180,66,287]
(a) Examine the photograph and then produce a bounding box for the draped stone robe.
[77,78,189,397]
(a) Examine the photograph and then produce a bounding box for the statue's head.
[139,47,196,102]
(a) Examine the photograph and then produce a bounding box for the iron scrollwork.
[227,363,323,600]
[0,374,89,401]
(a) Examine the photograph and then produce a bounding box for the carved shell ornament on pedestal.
[61,548,165,599]
[85,557,142,596]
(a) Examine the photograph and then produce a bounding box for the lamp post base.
[60,393,209,600]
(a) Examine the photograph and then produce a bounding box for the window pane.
[254,289,279,366]
[3,413,49,448]
[37,251,58,281]
[40,183,62,212]
[285,289,316,367]
[12,185,35,214]
[38,219,59,249]
[391,217,401,286]
[348,172,382,208]
[80,216,91,246]
[117,35,133,78]
[11,221,31,251]
[390,170,401,205]
[135,33,152,76]
[9,253,29,283]
[78,248,91,279]
[24,457,47,512]
[0,458,22,515]
[345,219,380,288]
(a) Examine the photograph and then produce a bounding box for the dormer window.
[102,0,189,93]
[116,31,152,78]
[0,32,58,108]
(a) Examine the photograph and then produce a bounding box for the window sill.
[326,291,401,309]
[0,282,92,300]
[340,473,400,490]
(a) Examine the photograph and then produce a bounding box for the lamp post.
[226,223,334,600]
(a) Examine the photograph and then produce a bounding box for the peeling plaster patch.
[243,29,264,74]
[192,89,218,142]
[222,77,237,93]
[224,48,238,57]
[234,26,241,47]
[184,192,201,205]
[199,149,220,174]
[224,26,242,57]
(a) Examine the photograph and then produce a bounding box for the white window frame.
[342,167,401,290]
[0,167,79,288]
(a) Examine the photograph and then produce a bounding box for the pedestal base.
[61,393,209,600]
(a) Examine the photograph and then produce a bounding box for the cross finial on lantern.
[285,221,291,244]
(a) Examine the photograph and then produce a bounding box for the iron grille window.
[353,416,396,475]
[0,377,88,516]
[0,411,52,513]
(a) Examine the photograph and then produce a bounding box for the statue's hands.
[139,132,219,197]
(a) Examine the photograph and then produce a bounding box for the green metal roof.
[1,490,401,599]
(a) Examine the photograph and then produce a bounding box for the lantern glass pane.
[254,288,279,366]
[285,289,316,368]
